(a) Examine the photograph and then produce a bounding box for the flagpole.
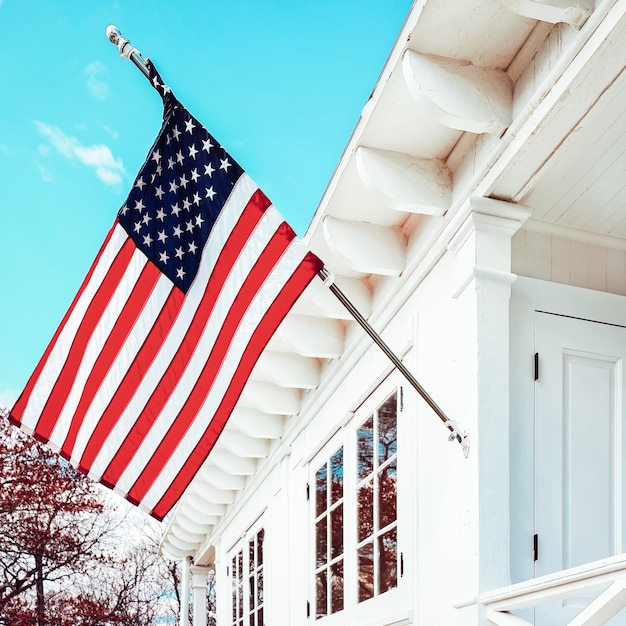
[318,269,468,456]
[106,25,150,80]
[104,26,469,458]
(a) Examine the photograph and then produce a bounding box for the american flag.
[10,63,323,520]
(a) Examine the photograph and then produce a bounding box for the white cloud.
[0,389,19,410]
[34,121,125,187]
[83,61,109,101]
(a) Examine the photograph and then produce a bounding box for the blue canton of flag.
[118,90,245,293]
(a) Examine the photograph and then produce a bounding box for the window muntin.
[356,391,398,602]
[314,447,344,618]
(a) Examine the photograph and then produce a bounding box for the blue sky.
[0,0,413,407]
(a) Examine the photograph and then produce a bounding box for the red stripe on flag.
[29,237,137,443]
[77,285,185,476]
[150,251,324,519]
[10,223,118,428]
[89,189,270,483]
[60,262,163,460]
[123,222,297,505]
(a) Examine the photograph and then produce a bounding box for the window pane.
[232,589,237,622]
[331,503,343,559]
[316,516,327,568]
[249,575,255,609]
[378,527,398,594]
[330,448,343,505]
[257,567,264,605]
[358,542,374,602]
[316,570,327,618]
[358,479,374,542]
[238,552,243,582]
[330,560,344,614]
[378,393,397,465]
[257,528,264,566]
[378,460,397,529]
[258,608,263,626]
[357,416,374,480]
[316,463,328,518]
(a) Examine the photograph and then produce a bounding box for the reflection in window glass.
[315,447,344,619]
[356,391,399,603]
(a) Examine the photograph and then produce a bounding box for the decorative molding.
[355,146,450,215]
[500,0,591,28]
[323,216,406,276]
[401,50,513,136]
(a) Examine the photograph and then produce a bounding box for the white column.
[180,556,191,626]
[449,197,531,600]
[190,565,212,626]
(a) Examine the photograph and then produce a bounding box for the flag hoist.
[10,25,468,521]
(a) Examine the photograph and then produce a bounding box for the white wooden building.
[159,0,626,623]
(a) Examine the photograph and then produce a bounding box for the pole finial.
[106,24,122,46]
[105,24,150,80]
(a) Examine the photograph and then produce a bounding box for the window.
[356,392,398,601]
[231,527,264,626]
[312,389,402,621]
[314,447,344,618]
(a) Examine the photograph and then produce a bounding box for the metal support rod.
[318,268,469,456]
[106,25,151,79]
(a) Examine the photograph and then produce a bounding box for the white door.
[534,311,626,624]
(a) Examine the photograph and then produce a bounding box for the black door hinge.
[306,482,310,501]
[533,534,538,561]
[534,353,539,381]
[306,600,310,617]
[400,552,404,577]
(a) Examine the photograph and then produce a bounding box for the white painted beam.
[323,216,406,276]
[167,534,200,552]
[500,0,591,27]
[241,380,301,415]
[191,481,236,505]
[176,514,213,536]
[292,275,372,320]
[255,350,321,389]
[218,430,270,459]
[199,462,247,490]
[184,494,227,516]
[402,50,512,136]
[229,407,285,439]
[171,523,203,544]
[356,146,451,215]
[277,314,345,358]
[209,448,257,476]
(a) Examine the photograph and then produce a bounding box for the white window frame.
[309,379,414,625]
[228,519,265,626]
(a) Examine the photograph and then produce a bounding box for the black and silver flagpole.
[105,26,469,458]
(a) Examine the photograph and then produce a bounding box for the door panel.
[534,312,626,624]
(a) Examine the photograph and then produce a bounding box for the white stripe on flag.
[71,272,175,464]
[48,248,148,447]
[19,226,128,433]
